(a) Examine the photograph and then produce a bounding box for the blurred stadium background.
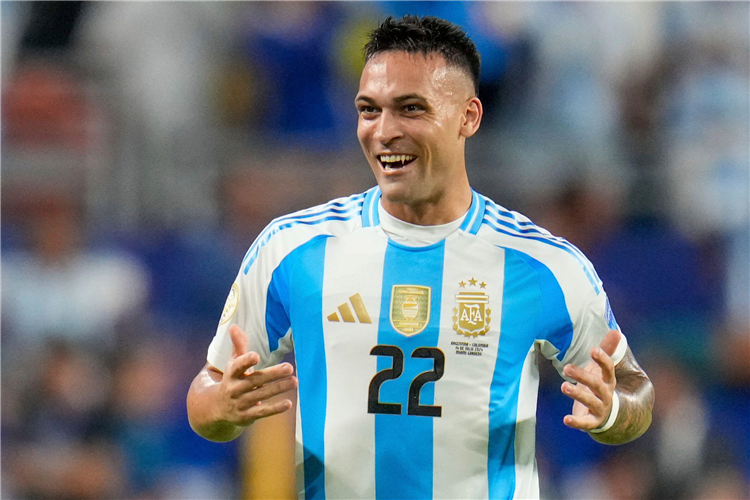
[1,2,748,499]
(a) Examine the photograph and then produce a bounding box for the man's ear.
[460,97,483,138]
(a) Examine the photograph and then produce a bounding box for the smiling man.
[187,15,654,499]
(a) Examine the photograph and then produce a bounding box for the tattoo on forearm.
[590,347,655,445]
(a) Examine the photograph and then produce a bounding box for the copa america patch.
[219,283,240,325]
[605,297,618,330]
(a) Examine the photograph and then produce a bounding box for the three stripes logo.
[327,293,372,324]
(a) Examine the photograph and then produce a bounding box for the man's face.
[356,51,480,207]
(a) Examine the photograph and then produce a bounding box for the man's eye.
[404,104,423,113]
[359,106,376,114]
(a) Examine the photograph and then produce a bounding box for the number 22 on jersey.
[367,345,445,417]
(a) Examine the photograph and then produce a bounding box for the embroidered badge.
[219,283,240,325]
[390,285,431,336]
[453,277,491,337]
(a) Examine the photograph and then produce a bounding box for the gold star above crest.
[468,277,478,286]
[480,282,487,289]
[459,281,466,288]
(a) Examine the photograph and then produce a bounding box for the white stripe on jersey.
[514,346,541,500]
[320,229,386,499]
[432,233,506,499]
[296,399,306,500]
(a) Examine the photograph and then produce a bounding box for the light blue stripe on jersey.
[521,252,575,361]
[241,195,364,273]
[459,191,479,232]
[459,190,488,235]
[361,187,381,227]
[488,249,541,499]
[483,200,602,289]
[488,249,574,498]
[482,214,601,294]
[287,235,331,499]
[375,240,445,500]
[266,250,294,354]
[267,235,336,353]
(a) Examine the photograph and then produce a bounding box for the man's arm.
[561,330,655,445]
[186,325,297,442]
[589,347,654,445]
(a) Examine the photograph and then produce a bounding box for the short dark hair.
[364,15,481,95]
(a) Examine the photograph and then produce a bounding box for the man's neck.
[380,185,473,226]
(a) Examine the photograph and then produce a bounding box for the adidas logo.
[327,293,372,324]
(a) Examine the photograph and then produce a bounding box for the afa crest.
[390,285,431,336]
[453,278,491,337]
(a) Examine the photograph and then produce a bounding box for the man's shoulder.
[475,194,555,246]
[475,194,602,293]
[240,189,373,273]
[269,190,370,228]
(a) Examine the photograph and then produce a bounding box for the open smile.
[378,154,417,172]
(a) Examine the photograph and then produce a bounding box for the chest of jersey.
[286,229,543,499]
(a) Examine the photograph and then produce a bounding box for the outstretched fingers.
[244,362,295,388]
[562,381,600,410]
[563,412,601,430]
[563,363,608,400]
[235,375,298,410]
[590,347,616,386]
[229,351,261,379]
[240,398,294,424]
[220,359,298,427]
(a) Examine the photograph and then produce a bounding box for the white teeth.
[379,154,415,163]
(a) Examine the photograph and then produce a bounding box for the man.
[187,15,654,499]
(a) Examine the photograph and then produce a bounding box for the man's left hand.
[561,329,621,431]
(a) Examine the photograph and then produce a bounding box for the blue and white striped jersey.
[207,186,624,500]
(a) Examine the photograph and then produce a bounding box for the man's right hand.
[217,325,298,427]
[187,325,297,442]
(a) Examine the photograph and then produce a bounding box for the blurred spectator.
[2,186,149,350]
[17,1,87,57]
[560,449,655,500]
[531,176,720,369]
[110,341,237,499]
[6,441,125,499]
[2,340,125,499]
[131,159,318,338]
[691,466,750,500]
[2,61,91,150]
[15,341,113,444]
[239,3,351,149]
[647,359,711,500]
[374,2,513,117]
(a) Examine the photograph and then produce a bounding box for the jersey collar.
[361,187,486,236]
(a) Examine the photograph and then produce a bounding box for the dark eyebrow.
[393,94,426,104]
[355,94,427,105]
[355,95,376,105]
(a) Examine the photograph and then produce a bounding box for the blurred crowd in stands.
[1,2,748,499]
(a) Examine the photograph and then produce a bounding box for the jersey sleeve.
[206,230,296,372]
[556,289,627,371]
[534,256,627,380]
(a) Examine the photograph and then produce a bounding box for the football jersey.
[207,186,625,500]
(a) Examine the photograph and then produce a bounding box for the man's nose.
[374,110,403,145]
